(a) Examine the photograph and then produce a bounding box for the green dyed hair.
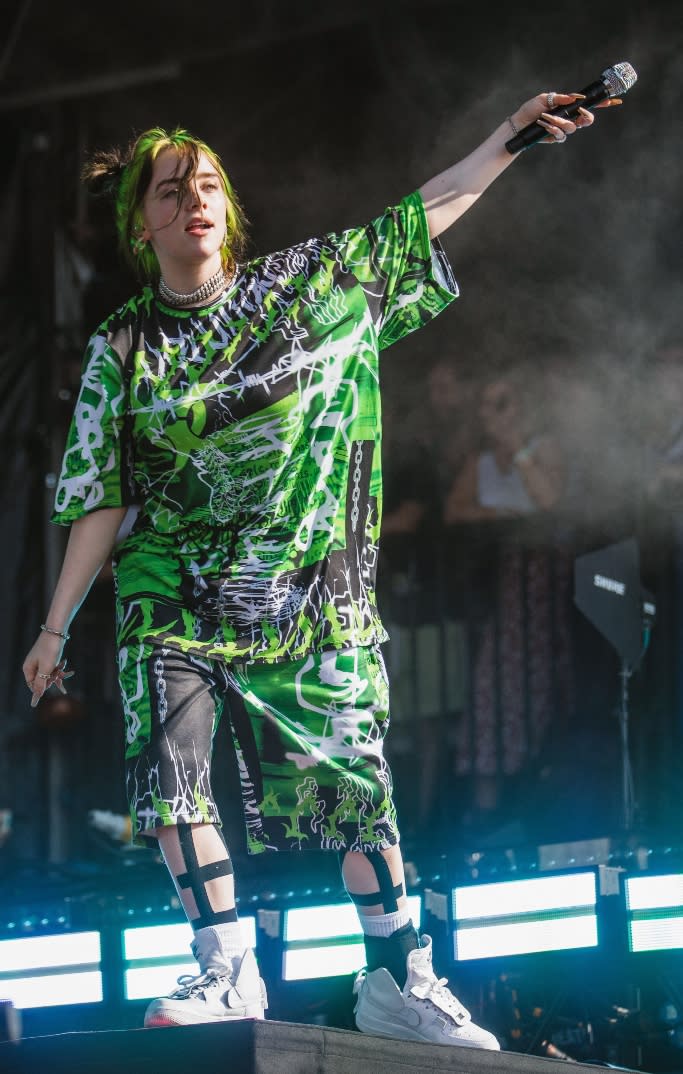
[82,126,249,283]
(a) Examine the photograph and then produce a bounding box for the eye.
[161,188,178,199]
[202,181,220,193]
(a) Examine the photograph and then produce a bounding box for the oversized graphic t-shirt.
[53,190,458,663]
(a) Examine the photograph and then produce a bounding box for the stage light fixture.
[624,873,683,953]
[0,931,102,1008]
[122,917,257,1000]
[282,895,422,981]
[452,871,599,960]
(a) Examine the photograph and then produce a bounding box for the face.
[140,148,228,278]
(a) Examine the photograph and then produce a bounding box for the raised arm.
[418,91,617,238]
[22,507,128,708]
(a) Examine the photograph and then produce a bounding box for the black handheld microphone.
[505,61,638,153]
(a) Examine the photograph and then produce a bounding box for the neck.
[159,255,224,295]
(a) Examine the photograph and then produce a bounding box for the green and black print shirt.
[53,191,458,663]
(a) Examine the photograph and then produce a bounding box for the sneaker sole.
[356,1009,499,1049]
[144,1002,266,1028]
[145,1011,265,1028]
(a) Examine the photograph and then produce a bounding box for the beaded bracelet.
[40,623,70,641]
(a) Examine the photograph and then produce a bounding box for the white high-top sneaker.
[144,925,268,1028]
[353,934,499,1049]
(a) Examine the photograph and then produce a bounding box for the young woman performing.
[23,87,614,1045]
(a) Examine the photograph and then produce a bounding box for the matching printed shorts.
[119,644,399,855]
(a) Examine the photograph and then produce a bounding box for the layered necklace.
[158,265,236,307]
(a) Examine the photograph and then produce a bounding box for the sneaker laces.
[169,970,228,1000]
[409,956,471,1025]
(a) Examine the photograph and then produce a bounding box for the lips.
[186,219,212,234]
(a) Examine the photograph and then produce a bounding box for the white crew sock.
[356,906,413,937]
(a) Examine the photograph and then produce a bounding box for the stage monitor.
[574,538,650,668]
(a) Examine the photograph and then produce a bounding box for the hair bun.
[81,147,130,198]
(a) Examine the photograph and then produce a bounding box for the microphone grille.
[603,61,638,96]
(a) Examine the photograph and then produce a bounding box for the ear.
[132,210,151,243]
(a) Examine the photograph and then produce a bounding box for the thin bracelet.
[513,444,535,465]
[508,115,520,137]
[40,623,70,641]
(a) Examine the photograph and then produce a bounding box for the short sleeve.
[327,189,458,350]
[51,332,137,525]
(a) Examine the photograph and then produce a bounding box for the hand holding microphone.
[506,61,638,153]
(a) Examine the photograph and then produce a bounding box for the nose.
[184,181,203,209]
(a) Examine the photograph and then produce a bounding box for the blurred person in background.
[444,366,565,523]
[443,365,572,839]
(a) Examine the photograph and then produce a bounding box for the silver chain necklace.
[157,266,235,307]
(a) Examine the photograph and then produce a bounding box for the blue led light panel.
[0,931,103,1008]
[452,871,598,960]
[624,874,683,952]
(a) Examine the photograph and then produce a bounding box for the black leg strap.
[176,857,235,888]
[341,849,403,914]
[176,825,236,928]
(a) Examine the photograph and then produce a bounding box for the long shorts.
[118,644,399,855]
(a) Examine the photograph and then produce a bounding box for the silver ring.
[554,129,567,143]
[546,92,555,110]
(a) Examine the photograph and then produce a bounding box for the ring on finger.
[554,129,567,143]
[37,672,51,680]
[547,91,556,109]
